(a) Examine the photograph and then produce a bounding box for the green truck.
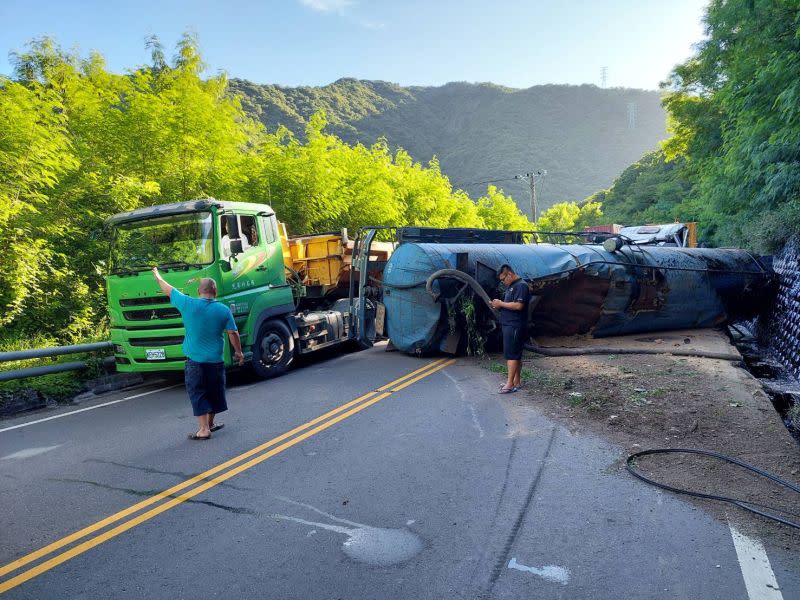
[105,199,382,378]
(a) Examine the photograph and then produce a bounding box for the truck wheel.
[252,319,294,379]
[353,336,373,351]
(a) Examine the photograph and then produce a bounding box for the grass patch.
[487,361,507,375]
[486,361,534,381]
[486,360,573,389]
[564,390,611,412]
[0,372,85,403]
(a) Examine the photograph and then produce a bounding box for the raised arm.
[151,267,174,298]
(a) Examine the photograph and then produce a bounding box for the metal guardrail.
[0,341,113,382]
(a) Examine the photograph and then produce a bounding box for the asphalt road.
[0,344,797,599]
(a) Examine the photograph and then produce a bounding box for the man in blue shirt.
[490,264,530,394]
[152,267,244,440]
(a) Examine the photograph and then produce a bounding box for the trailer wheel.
[252,319,293,379]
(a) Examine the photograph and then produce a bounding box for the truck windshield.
[111,212,214,272]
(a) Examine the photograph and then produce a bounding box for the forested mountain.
[229,79,668,214]
[585,0,800,252]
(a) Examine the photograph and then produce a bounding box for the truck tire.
[252,319,294,379]
[353,336,373,351]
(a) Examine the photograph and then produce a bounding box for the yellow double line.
[0,357,455,594]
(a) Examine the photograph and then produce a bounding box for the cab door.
[218,212,271,316]
[258,213,287,287]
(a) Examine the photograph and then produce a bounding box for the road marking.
[0,358,454,594]
[729,524,783,600]
[1,445,62,461]
[508,557,570,585]
[0,358,447,580]
[443,371,484,438]
[0,359,446,577]
[268,497,424,566]
[0,385,183,434]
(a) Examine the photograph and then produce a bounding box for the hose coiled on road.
[626,448,800,529]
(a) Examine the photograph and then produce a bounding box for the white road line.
[507,557,570,585]
[443,371,485,438]
[0,384,183,434]
[1,444,62,460]
[729,524,783,600]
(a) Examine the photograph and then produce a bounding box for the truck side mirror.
[229,239,243,255]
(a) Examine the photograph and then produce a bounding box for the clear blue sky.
[0,0,708,89]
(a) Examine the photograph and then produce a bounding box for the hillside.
[230,78,668,213]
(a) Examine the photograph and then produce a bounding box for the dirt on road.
[503,328,800,548]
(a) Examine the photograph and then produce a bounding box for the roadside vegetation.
[2,0,798,384]
[0,34,531,350]
[580,0,800,252]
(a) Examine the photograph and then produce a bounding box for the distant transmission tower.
[601,66,608,88]
[627,102,638,129]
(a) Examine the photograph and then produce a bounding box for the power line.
[454,176,519,188]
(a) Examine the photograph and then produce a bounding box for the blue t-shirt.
[500,279,530,327]
[170,289,237,363]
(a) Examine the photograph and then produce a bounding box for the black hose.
[626,448,800,529]
[524,343,742,362]
[425,269,499,319]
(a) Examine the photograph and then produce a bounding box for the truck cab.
[105,198,376,379]
[106,199,290,374]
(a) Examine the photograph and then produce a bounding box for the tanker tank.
[381,242,774,355]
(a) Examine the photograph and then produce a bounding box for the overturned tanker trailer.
[375,228,775,355]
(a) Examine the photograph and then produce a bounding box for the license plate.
[145,348,166,360]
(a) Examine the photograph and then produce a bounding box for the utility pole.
[601,66,608,88]
[627,101,638,129]
[528,173,538,223]
[516,170,546,223]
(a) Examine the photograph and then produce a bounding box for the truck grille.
[129,336,185,347]
[123,307,181,321]
[119,295,170,307]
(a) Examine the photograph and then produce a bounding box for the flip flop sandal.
[499,387,518,394]
[210,424,224,432]
[188,433,211,440]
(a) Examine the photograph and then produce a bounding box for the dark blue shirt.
[500,279,530,327]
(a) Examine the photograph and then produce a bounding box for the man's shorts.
[185,359,228,416]
[502,325,526,360]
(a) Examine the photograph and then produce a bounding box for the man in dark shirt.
[490,264,530,393]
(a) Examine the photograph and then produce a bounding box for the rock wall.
[762,238,800,380]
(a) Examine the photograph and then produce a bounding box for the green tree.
[660,0,800,250]
[476,185,533,230]
[0,74,79,331]
[0,34,534,346]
